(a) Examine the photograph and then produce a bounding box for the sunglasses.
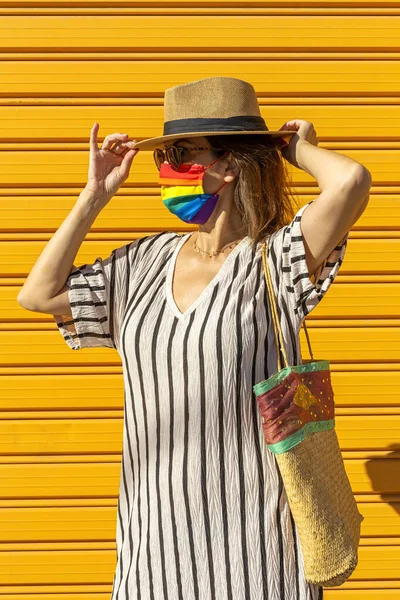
[153,145,224,171]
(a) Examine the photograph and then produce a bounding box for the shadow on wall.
[365,443,400,517]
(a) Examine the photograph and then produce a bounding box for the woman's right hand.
[83,122,140,206]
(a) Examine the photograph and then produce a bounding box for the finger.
[118,148,138,179]
[101,133,129,151]
[282,120,300,130]
[110,140,136,155]
[103,132,128,142]
[104,148,120,157]
[107,144,124,155]
[90,122,99,153]
[105,137,136,156]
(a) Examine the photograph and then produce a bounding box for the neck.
[192,230,245,257]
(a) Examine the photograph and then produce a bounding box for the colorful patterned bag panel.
[253,360,335,455]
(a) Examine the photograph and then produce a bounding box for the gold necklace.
[193,232,244,258]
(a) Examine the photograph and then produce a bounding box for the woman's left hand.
[277,119,319,169]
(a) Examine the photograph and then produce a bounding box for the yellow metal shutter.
[0,2,399,599]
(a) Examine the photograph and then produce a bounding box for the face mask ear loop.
[204,150,231,195]
[205,150,230,170]
[214,180,229,195]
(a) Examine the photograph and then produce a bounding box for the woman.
[18,77,371,600]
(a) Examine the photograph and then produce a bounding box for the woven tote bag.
[253,237,364,588]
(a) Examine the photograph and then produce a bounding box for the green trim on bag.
[253,360,330,396]
[267,419,335,454]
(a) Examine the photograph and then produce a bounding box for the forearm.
[17,189,102,307]
[295,140,371,190]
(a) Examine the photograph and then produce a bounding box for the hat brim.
[132,129,296,151]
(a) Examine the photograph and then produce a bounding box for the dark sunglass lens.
[167,146,181,169]
[154,149,164,170]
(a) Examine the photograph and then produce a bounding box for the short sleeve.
[269,200,349,324]
[53,239,142,352]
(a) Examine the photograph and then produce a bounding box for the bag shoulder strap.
[262,238,314,369]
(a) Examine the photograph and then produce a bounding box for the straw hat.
[132,77,297,150]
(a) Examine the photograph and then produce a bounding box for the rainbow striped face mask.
[158,151,229,224]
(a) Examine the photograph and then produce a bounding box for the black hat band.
[163,115,269,136]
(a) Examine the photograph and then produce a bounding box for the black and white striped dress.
[54,200,349,600]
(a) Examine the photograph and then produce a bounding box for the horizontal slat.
[0,542,116,551]
[0,408,398,419]
[336,416,400,450]
[0,450,398,463]
[0,459,399,497]
[0,60,400,100]
[0,362,398,373]
[0,148,392,186]
[0,546,399,584]
[0,549,113,584]
[332,370,400,407]
[3,0,400,8]
[0,507,117,542]
[0,502,397,542]
[0,418,123,454]
[0,416,397,454]
[297,589,400,598]
[0,578,398,593]
[4,237,400,277]
[1,16,400,52]
[0,195,397,232]
[359,538,400,547]
[1,104,400,145]
[0,498,119,507]
[0,588,398,600]
[5,495,398,509]
[0,594,112,600]
[1,326,399,365]
[0,374,124,410]
[0,463,121,498]
[0,538,398,550]
[2,593,399,600]
[301,282,400,317]
[8,282,400,320]
[1,370,399,412]
[0,595,109,600]
[346,459,400,494]
[298,325,400,362]
[341,451,400,460]
[0,495,387,508]
[359,503,400,537]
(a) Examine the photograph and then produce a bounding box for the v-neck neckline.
[166,232,249,320]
